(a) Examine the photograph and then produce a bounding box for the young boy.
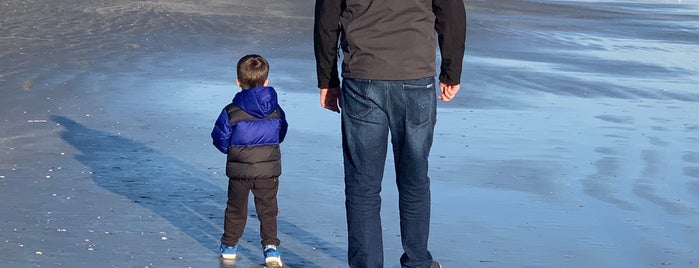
[211,54,288,267]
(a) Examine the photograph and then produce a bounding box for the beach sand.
[2,0,699,267]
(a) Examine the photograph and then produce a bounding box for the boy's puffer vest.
[211,86,288,181]
[223,104,283,180]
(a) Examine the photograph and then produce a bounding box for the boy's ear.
[264,79,269,86]
[236,79,241,87]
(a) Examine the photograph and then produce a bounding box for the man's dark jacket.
[314,0,466,88]
[211,86,288,180]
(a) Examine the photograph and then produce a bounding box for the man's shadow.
[51,115,344,267]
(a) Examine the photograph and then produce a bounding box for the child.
[211,54,288,267]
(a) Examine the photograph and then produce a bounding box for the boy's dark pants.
[221,177,280,247]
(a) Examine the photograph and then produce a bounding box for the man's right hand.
[320,87,341,113]
[439,82,460,101]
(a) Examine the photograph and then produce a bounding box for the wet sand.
[2,0,699,267]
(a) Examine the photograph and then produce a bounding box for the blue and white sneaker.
[220,243,238,259]
[263,245,283,267]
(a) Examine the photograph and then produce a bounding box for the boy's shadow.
[51,115,344,267]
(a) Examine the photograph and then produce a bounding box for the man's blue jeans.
[341,77,437,268]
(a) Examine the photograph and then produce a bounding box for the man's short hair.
[237,54,269,89]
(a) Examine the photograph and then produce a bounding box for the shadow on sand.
[51,115,345,268]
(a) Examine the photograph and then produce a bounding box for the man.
[314,0,466,267]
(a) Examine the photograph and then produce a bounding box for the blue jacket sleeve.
[278,107,288,143]
[211,109,232,154]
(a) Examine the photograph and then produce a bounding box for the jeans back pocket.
[403,79,436,126]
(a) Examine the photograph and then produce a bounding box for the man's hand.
[439,82,460,101]
[320,87,341,113]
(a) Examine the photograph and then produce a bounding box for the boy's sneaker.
[430,260,443,268]
[263,245,283,267]
[220,243,238,259]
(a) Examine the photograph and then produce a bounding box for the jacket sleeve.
[211,109,232,154]
[314,0,342,89]
[278,107,289,143]
[433,0,466,85]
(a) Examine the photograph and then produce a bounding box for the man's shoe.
[263,245,283,267]
[220,243,238,259]
[431,260,443,268]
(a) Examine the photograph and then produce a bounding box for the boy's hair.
[237,54,269,89]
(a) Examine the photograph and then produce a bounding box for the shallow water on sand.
[2,0,699,267]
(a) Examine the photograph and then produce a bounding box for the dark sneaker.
[263,245,283,267]
[220,243,238,259]
[431,260,443,268]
